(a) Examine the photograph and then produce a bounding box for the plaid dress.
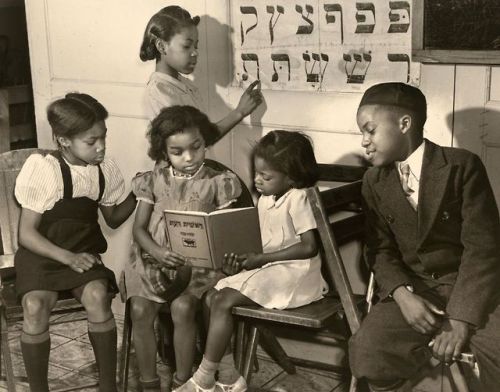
[123,161,242,303]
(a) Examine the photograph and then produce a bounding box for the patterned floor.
[0,311,348,392]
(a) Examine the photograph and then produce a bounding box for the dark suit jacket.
[362,140,500,327]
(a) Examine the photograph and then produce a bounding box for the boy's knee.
[170,296,198,324]
[349,326,385,379]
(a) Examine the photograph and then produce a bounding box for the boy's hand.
[65,252,102,273]
[393,286,445,334]
[431,318,471,364]
[240,252,264,270]
[222,253,243,275]
[150,249,187,268]
[236,80,262,118]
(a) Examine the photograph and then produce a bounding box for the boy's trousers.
[349,284,500,391]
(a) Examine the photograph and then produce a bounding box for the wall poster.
[231,0,420,92]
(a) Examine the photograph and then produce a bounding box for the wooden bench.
[232,164,368,390]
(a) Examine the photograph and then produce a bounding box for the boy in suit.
[349,82,500,391]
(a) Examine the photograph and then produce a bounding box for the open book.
[163,207,262,270]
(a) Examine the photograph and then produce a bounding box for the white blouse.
[15,153,125,214]
[258,188,317,254]
[146,72,206,119]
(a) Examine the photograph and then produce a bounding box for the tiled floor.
[0,311,348,392]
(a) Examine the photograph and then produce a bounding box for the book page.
[164,212,213,268]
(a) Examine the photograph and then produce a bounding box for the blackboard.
[412,0,500,64]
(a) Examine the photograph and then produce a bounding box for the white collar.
[397,140,425,181]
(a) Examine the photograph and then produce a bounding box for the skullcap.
[359,82,426,118]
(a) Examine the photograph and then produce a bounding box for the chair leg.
[348,376,358,392]
[257,325,296,375]
[0,310,16,392]
[448,362,470,392]
[242,325,259,384]
[118,300,132,392]
[235,319,246,372]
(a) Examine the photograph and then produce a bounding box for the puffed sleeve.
[214,171,242,209]
[131,171,155,205]
[147,81,181,119]
[288,189,317,235]
[14,154,61,213]
[100,158,125,206]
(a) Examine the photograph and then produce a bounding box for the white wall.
[25,1,500,315]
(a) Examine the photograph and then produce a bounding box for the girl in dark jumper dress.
[14,93,137,392]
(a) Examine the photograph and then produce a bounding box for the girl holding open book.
[175,131,328,392]
[123,105,242,391]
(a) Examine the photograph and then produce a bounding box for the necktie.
[400,162,413,196]
[400,162,417,210]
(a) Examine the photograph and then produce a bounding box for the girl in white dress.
[175,130,328,392]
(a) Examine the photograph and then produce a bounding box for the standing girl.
[140,5,262,134]
[124,105,243,391]
[14,93,137,392]
[175,131,329,392]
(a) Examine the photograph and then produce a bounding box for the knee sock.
[88,317,117,392]
[139,376,161,391]
[192,356,218,389]
[217,353,240,384]
[21,330,50,392]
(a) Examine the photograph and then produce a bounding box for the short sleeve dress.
[146,72,206,119]
[123,161,242,303]
[14,151,125,298]
[215,188,329,310]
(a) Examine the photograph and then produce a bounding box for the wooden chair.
[232,164,368,390]
[0,148,99,391]
[233,163,479,392]
[117,158,255,391]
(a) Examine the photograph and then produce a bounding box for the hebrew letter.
[303,52,329,83]
[388,1,410,33]
[267,5,285,45]
[271,53,290,82]
[324,3,343,44]
[303,52,318,82]
[387,53,410,82]
[343,52,372,83]
[240,6,258,45]
[295,4,314,35]
[241,53,260,81]
[355,3,376,33]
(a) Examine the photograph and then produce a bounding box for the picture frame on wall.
[411,0,500,64]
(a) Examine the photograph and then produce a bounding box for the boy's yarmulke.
[359,82,427,116]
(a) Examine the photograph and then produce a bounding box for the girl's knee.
[22,292,56,323]
[130,298,158,326]
[81,280,109,308]
[211,289,235,313]
[203,289,217,309]
[171,295,198,324]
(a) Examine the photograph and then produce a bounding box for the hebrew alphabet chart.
[231,0,419,92]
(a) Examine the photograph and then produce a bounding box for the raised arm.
[214,80,263,141]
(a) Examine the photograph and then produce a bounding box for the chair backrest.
[306,163,368,335]
[0,148,51,257]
